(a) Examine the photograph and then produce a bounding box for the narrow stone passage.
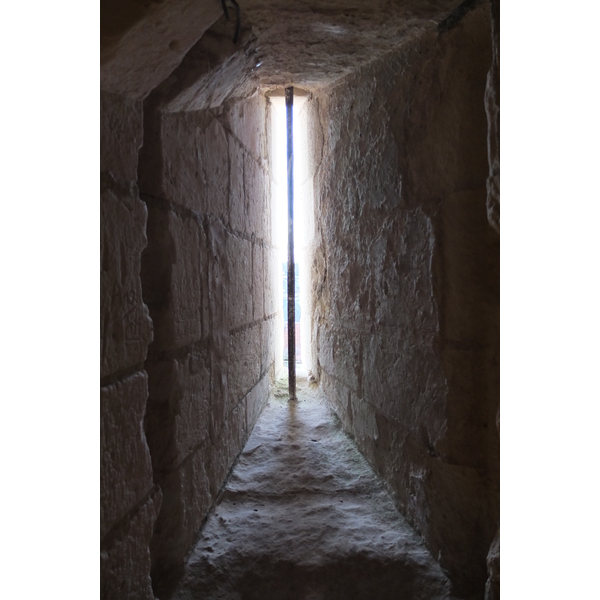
[172,376,452,600]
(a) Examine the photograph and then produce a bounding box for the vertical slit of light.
[286,86,296,400]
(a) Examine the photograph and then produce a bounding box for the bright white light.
[269,95,307,254]
[269,91,311,369]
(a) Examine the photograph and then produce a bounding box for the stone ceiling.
[101,0,464,99]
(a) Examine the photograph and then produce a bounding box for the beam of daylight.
[286,86,297,401]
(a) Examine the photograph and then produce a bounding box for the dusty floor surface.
[172,373,453,600]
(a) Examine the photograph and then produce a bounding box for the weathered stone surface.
[100,177,153,379]
[253,244,264,320]
[264,246,280,317]
[100,92,143,181]
[102,1,499,599]
[160,111,209,214]
[145,346,211,473]
[101,488,162,600]
[261,317,277,375]
[150,403,248,594]
[227,324,261,407]
[245,373,269,432]
[101,371,154,540]
[207,218,231,348]
[202,116,230,220]
[228,234,253,330]
[228,136,246,233]
[221,92,268,163]
[142,206,206,352]
[308,6,498,598]
[173,386,452,600]
[101,0,222,99]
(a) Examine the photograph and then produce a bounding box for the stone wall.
[138,87,277,595]
[101,14,277,599]
[100,90,162,600]
[308,6,499,599]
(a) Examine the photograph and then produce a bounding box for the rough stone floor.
[172,373,452,600]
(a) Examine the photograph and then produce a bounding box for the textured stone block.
[222,92,267,162]
[145,346,211,472]
[208,220,230,350]
[169,212,206,346]
[361,332,447,435]
[253,244,264,320]
[100,92,143,181]
[261,317,276,374]
[264,247,280,317]
[101,178,153,379]
[244,153,267,237]
[151,412,247,581]
[228,324,261,406]
[201,116,230,220]
[152,446,213,574]
[246,374,269,432]
[144,208,206,352]
[101,0,222,98]
[161,111,208,213]
[101,371,154,539]
[228,137,246,233]
[101,488,161,600]
[228,235,253,330]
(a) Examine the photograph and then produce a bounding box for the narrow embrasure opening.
[268,88,312,384]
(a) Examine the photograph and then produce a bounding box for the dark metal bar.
[285,86,296,401]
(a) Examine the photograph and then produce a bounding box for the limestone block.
[331,328,361,394]
[261,318,276,374]
[145,346,211,472]
[101,178,153,379]
[143,207,206,352]
[228,137,245,233]
[210,347,229,445]
[253,244,264,320]
[228,235,253,330]
[222,92,267,162]
[321,371,351,431]
[229,402,248,465]
[101,371,154,540]
[152,414,247,581]
[246,374,269,432]
[101,488,161,600]
[228,324,261,407]
[264,247,280,317]
[161,111,208,213]
[420,460,496,598]
[201,116,230,220]
[151,446,213,581]
[100,92,142,181]
[361,332,447,437]
[170,212,206,346]
[317,325,335,377]
[208,220,230,351]
[101,0,222,98]
[244,153,267,237]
